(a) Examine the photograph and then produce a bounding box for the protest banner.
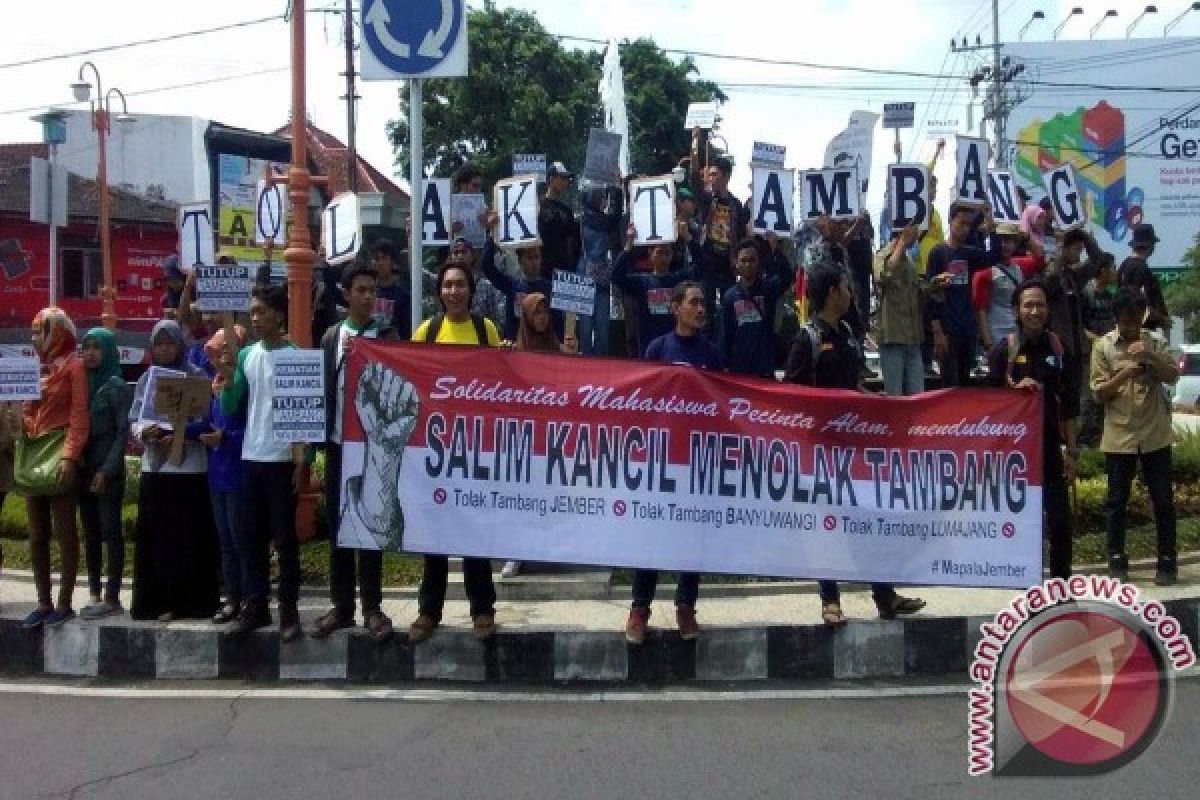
[956,136,991,206]
[887,163,931,231]
[178,203,214,268]
[0,356,41,401]
[494,176,540,248]
[824,110,878,194]
[272,349,325,444]
[882,102,916,130]
[751,167,795,234]
[451,193,487,248]
[551,270,596,317]
[684,102,718,130]
[1043,164,1085,230]
[629,175,676,245]
[323,193,361,266]
[193,264,252,313]
[152,373,210,466]
[421,179,452,246]
[750,141,786,169]
[799,169,861,221]
[512,153,547,183]
[987,171,1022,224]
[338,341,1044,588]
[582,128,624,185]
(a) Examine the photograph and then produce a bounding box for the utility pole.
[342,0,359,191]
[992,0,1005,166]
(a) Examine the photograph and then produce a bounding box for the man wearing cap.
[1118,223,1170,332]
[538,161,580,280]
[971,222,1044,351]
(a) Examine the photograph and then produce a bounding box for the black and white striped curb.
[3,598,1196,685]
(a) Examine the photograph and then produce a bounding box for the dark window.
[60,246,101,299]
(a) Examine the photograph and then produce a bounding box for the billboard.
[216,153,287,265]
[1004,39,1200,269]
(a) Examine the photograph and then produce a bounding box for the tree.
[387,2,725,191]
[1166,232,1200,339]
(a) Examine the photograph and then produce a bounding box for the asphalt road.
[1,679,1198,800]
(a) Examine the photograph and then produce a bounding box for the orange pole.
[284,0,316,347]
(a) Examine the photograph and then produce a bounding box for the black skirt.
[131,471,220,620]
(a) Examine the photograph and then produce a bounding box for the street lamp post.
[1090,9,1119,39]
[1165,1,1200,34]
[1019,11,1046,41]
[1128,5,1159,36]
[1053,6,1084,39]
[70,62,133,331]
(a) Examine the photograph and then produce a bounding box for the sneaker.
[81,601,123,621]
[308,608,354,640]
[501,561,521,578]
[232,604,272,636]
[625,607,649,645]
[44,608,75,627]
[675,605,700,640]
[364,610,395,644]
[22,607,53,629]
[211,603,239,625]
[472,613,497,640]
[409,613,438,643]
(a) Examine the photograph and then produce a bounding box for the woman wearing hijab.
[502,293,577,578]
[78,327,132,619]
[20,308,89,628]
[128,320,220,622]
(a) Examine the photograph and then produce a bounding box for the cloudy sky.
[2,0,1197,216]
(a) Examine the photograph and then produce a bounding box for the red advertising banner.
[338,340,1044,589]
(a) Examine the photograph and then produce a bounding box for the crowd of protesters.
[0,151,1183,649]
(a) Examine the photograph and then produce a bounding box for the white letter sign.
[421,179,452,246]
[955,136,990,206]
[751,168,795,234]
[1043,164,1085,231]
[494,176,540,247]
[178,202,214,269]
[987,171,1021,224]
[254,180,288,245]
[800,169,860,220]
[630,175,677,246]
[322,193,362,266]
[887,163,930,232]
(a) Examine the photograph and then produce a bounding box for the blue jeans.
[880,344,924,396]
[210,489,244,606]
[578,286,611,356]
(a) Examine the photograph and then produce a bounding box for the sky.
[2,0,1199,218]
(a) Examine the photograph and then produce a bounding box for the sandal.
[877,595,926,620]
[821,603,847,627]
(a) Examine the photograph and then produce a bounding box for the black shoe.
[279,605,302,643]
[1155,558,1178,587]
[1108,554,1130,582]
[232,604,272,636]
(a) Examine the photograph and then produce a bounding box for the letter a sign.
[956,136,990,206]
[421,179,452,246]
[751,168,795,234]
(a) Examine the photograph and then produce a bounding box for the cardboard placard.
[750,141,786,168]
[551,270,596,317]
[451,193,487,248]
[194,264,252,313]
[0,356,41,401]
[684,102,718,130]
[629,175,677,246]
[751,168,795,234]
[887,163,931,232]
[512,153,547,183]
[799,169,861,220]
[494,176,541,248]
[152,373,211,466]
[582,128,624,185]
[421,179,452,246]
[271,349,326,444]
[955,136,990,206]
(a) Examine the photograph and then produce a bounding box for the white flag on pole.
[823,110,880,194]
[599,38,631,179]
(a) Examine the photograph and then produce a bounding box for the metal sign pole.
[47,147,57,307]
[409,77,423,329]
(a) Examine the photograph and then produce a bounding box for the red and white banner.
[338,341,1045,588]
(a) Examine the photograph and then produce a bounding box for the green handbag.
[14,428,67,496]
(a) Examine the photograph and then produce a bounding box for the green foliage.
[387,1,723,189]
[1165,231,1200,340]
[1172,428,1200,481]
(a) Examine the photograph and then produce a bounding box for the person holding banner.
[926,203,989,387]
[78,327,131,620]
[987,279,1076,580]
[409,263,501,643]
[611,222,699,357]
[481,212,563,341]
[129,320,220,622]
[721,239,794,379]
[219,286,308,642]
[626,281,724,644]
[309,263,399,642]
[18,308,89,628]
[783,266,926,625]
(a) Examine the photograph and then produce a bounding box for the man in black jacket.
[1118,223,1170,332]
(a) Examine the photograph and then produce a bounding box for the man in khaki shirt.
[1090,287,1180,584]
[873,223,925,396]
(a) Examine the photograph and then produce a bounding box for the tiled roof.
[272,123,407,198]
[0,163,177,224]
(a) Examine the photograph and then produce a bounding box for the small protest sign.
[271,349,325,444]
[955,136,990,206]
[194,264,252,313]
[987,171,1022,224]
[551,270,596,317]
[0,356,41,401]
[179,202,214,268]
[750,141,786,168]
[887,163,931,231]
[883,102,916,130]
[582,128,623,185]
[451,193,487,248]
[751,168,795,234]
[142,367,186,430]
[512,154,547,183]
[322,193,361,266]
[152,373,211,465]
[684,102,718,130]
[494,176,540,247]
[1043,164,1085,230]
[629,175,676,246]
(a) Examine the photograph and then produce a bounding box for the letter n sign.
[494,176,540,246]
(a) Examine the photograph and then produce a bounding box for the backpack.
[799,319,858,384]
[424,313,489,346]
